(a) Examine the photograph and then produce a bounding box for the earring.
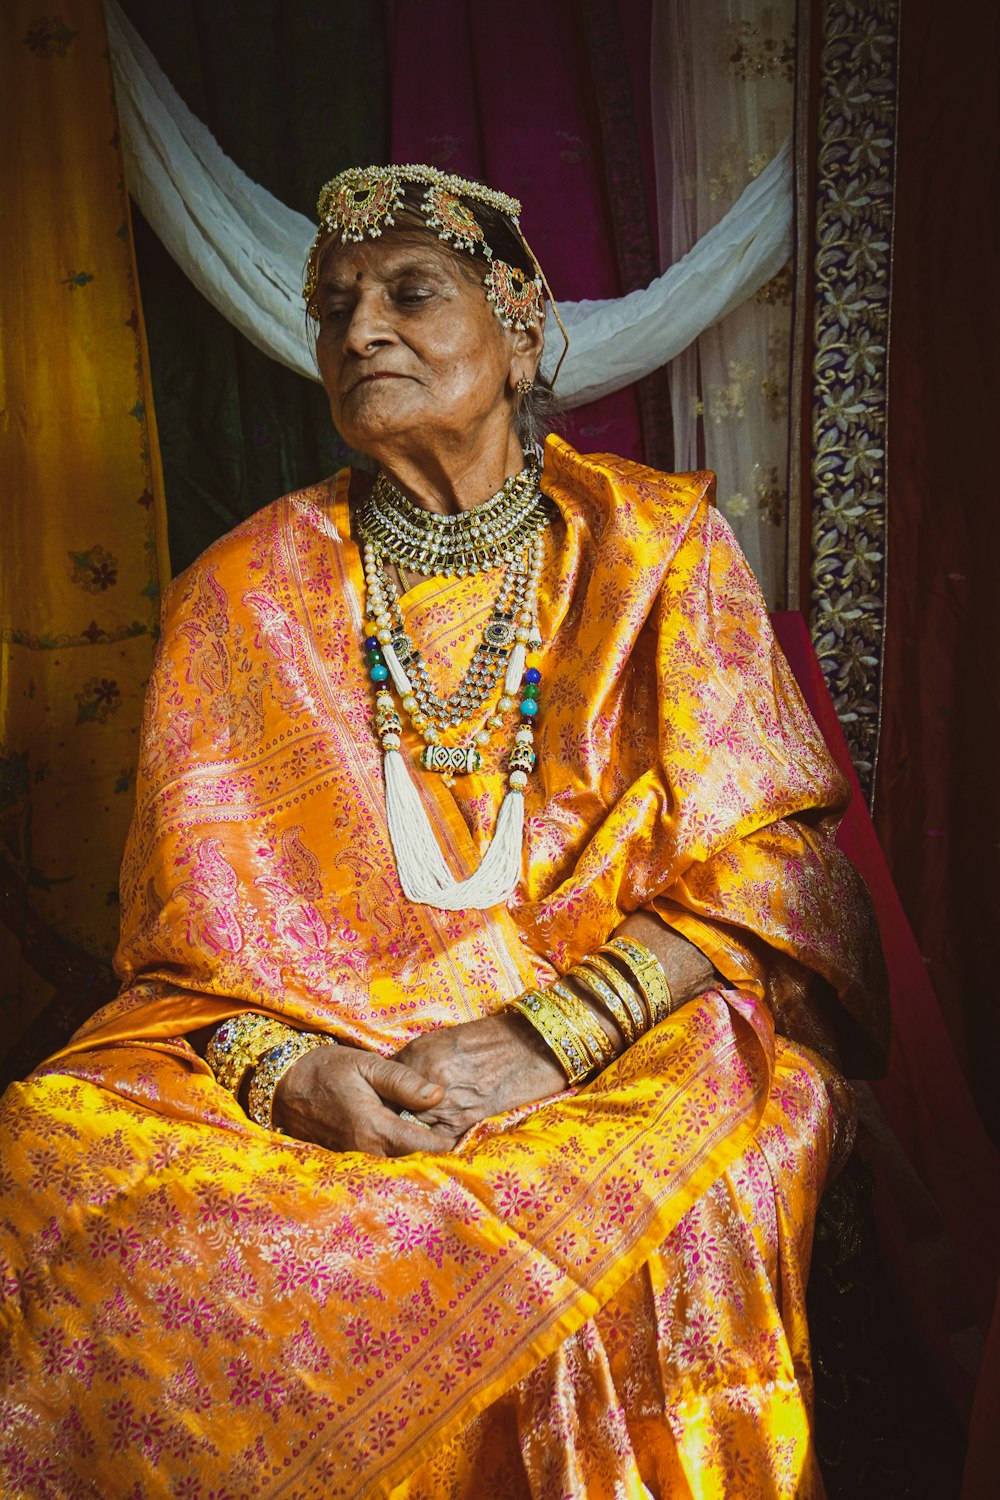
[515,377,534,396]
[484,260,544,330]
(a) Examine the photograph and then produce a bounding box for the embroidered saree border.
[790,0,901,799]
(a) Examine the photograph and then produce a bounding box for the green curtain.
[120,0,390,576]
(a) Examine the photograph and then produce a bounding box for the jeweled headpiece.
[304,164,568,374]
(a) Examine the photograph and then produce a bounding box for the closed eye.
[394,286,436,308]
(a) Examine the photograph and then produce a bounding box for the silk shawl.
[73,435,885,1057]
[0,438,886,1497]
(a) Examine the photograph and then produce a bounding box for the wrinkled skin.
[312,229,542,515]
[273,1043,456,1157]
[275,1012,566,1156]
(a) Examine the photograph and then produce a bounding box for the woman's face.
[313,231,531,458]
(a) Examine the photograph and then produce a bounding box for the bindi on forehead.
[319,239,463,290]
[319,264,451,300]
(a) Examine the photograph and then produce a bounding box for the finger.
[305,1099,452,1158]
[360,1053,445,1111]
[369,1097,457,1156]
[382,1113,458,1157]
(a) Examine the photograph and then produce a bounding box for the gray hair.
[515,373,561,452]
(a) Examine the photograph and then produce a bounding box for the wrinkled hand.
[393,1011,567,1137]
[273,1043,457,1156]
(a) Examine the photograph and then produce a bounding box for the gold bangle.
[247,1032,337,1131]
[206,1013,297,1096]
[508,990,591,1082]
[546,980,617,1068]
[602,936,673,1026]
[573,956,645,1044]
[506,990,595,1084]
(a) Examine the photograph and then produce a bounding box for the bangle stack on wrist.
[206,1013,295,1096]
[247,1031,337,1131]
[205,1012,337,1132]
[508,936,675,1085]
[548,980,617,1068]
[506,988,599,1083]
[572,954,645,1043]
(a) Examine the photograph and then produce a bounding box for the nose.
[341,289,396,357]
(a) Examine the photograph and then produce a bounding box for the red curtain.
[875,2,1000,1480]
[776,614,1000,1412]
[876,0,1000,1139]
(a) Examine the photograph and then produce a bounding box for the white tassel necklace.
[358,464,550,910]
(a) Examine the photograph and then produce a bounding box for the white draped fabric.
[104,0,792,411]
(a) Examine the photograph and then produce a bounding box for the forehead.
[316,230,474,288]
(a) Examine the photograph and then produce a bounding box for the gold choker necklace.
[357,461,550,576]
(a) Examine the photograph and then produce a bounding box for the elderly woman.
[0,166,885,1498]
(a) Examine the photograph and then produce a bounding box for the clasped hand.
[274,1012,566,1158]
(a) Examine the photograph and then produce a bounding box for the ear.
[507,320,545,388]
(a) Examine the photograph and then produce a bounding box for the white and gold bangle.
[506,989,595,1084]
[572,956,645,1044]
[546,979,618,1068]
[601,936,673,1027]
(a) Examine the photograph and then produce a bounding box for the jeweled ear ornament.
[512,226,570,387]
[483,260,545,331]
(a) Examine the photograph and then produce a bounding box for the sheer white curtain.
[654,0,795,607]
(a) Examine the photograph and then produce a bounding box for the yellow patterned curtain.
[0,0,168,1074]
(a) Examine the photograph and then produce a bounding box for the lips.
[349,372,405,392]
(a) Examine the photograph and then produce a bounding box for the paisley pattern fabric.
[0,438,886,1497]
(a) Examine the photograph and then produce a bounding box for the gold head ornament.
[303,164,569,383]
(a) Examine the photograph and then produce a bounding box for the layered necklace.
[358,460,551,910]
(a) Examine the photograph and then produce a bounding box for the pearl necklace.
[358,467,549,909]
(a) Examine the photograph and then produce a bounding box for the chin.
[338,418,411,455]
[336,390,422,447]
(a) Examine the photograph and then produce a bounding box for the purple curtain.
[387,0,658,461]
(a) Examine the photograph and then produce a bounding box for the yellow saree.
[0,438,886,1497]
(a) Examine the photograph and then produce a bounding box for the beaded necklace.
[357,465,549,909]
